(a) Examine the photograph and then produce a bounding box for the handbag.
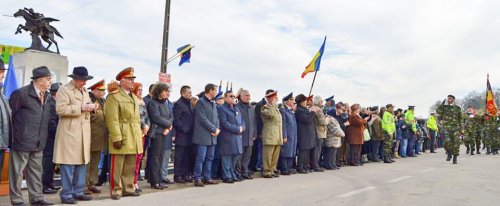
[363,128,371,141]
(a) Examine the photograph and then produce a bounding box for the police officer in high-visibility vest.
[404,106,417,157]
[382,104,397,163]
[104,67,143,200]
[426,112,439,153]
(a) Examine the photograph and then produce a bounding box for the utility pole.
[160,0,171,73]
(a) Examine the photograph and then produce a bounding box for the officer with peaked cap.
[278,92,297,175]
[86,79,108,194]
[104,67,143,199]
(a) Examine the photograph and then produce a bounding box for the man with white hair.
[235,89,257,179]
[312,96,327,172]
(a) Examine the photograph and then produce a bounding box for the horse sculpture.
[13,8,63,54]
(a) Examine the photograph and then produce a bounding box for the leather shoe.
[223,179,234,184]
[281,171,291,175]
[194,180,205,187]
[88,186,102,194]
[111,195,121,200]
[313,167,325,172]
[123,192,141,197]
[12,203,26,206]
[151,184,164,190]
[60,199,76,204]
[262,174,273,178]
[174,177,186,184]
[74,195,93,201]
[42,187,58,194]
[242,174,253,179]
[49,185,61,190]
[184,176,194,182]
[272,173,280,178]
[30,200,54,206]
[297,169,308,174]
[202,179,219,185]
[162,179,174,184]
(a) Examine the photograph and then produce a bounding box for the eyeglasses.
[229,95,235,98]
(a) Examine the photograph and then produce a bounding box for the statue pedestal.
[12,50,68,86]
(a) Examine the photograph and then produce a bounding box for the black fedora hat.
[68,66,94,80]
[50,83,61,92]
[31,66,52,79]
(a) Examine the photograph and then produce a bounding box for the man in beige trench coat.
[53,66,95,204]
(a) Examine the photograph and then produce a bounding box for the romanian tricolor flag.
[301,36,326,78]
[486,74,498,117]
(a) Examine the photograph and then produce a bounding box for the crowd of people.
[0,59,499,205]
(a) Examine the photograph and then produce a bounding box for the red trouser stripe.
[110,154,115,195]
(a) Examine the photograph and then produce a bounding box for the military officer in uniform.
[105,67,143,199]
[323,95,334,115]
[86,80,108,194]
[260,90,284,178]
[437,95,463,164]
[278,93,297,175]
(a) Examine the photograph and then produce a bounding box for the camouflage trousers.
[463,131,481,152]
[444,129,461,155]
[383,132,393,157]
[490,132,500,149]
[484,131,495,149]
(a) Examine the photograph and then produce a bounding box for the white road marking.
[337,186,376,198]
[386,176,413,183]
[420,168,436,173]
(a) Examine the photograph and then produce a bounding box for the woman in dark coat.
[346,104,369,166]
[146,83,173,189]
[294,94,320,173]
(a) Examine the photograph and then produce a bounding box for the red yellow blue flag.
[486,74,498,117]
[301,36,326,78]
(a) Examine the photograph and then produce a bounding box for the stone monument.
[12,8,68,86]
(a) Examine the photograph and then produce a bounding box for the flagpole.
[160,0,171,73]
[308,71,318,96]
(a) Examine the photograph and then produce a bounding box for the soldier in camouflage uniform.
[485,111,500,155]
[437,95,463,164]
[484,112,497,154]
[463,106,482,155]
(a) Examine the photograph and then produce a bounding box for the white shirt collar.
[33,85,43,98]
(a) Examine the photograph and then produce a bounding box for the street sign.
[159,72,171,83]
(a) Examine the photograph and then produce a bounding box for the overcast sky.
[1,0,499,117]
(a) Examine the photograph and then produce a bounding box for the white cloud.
[1,0,500,117]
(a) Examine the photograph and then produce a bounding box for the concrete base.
[12,50,68,86]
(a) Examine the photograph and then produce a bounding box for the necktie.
[39,92,44,106]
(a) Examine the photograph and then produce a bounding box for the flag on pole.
[3,56,19,98]
[301,36,326,78]
[177,44,193,66]
[486,74,498,117]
